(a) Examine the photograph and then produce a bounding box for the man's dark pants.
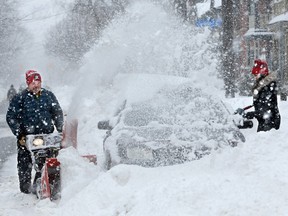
[17,143,32,194]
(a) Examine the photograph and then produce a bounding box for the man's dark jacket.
[246,73,281,132]
[6,88,64,136]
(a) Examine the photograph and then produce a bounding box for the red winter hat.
[252,59,269,77]
[26,70,42,85]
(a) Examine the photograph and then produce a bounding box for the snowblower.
[26,133,62,200]
[25,118,96,201]
[234,105,254,129]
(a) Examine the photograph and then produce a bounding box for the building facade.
[237,0,288,97]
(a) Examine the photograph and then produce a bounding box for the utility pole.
[222,0,235,98]
[279,22,287,100]
[210,0,215,10]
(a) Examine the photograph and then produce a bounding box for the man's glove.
[56,125,63,133]
[244,111,255,119]
[17,134,26,146]
[235,108,244,115]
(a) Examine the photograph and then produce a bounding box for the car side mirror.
[98,120,112,130]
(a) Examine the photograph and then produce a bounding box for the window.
[274,2,284,16]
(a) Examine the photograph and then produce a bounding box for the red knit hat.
[26,70,42,85]
[252,59,269,77]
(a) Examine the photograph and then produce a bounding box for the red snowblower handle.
[243,105,254,111]
[234,105,254,115]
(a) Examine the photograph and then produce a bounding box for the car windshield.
[121,84,236,144]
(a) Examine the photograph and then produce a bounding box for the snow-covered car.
[98,82,245,169]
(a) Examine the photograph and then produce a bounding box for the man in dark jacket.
[6,70,64,194]
[245,59,281,132]
[7,84,17,102]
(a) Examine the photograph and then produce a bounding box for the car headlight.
[33,137,44,146]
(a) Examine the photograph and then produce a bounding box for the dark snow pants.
[17,143,32,194]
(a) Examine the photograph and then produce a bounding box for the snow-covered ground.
[1,1,288,215]
[1,93,288,216]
